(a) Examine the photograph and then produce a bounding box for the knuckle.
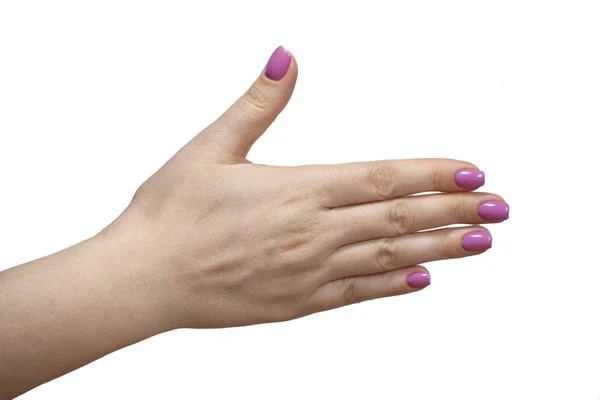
[454,196,470,221]
[429,165,447,192]
[388,199,415,236]
[385,273,399,297]
[436,234,460,259]
[341,279,361,305]
[376,238,400,272]
[367,162,397,199]
[244,84,270,112]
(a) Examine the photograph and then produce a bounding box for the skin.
[0,54,506,398]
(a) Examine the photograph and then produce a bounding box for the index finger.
[310,158,484,207]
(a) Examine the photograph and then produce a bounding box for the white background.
[1,1,599,399]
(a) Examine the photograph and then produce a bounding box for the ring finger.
[325,226,492,280]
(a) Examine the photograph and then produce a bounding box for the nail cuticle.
[455,169,485,188]
[407,272,431,288]
[264,45,291,81]
[462,231,492,251]
[478,201,510,221]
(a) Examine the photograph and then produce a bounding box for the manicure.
[455,169,485,188]
[478,201,510,221]
[462,231,492,251]
[407,272,431,288]
[265,45,292,81]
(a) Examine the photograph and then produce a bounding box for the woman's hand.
[105,46,509,329]
[0,46,508,397]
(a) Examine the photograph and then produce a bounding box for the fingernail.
[455,169,485,188]
[407,272,431,288]
[478,201,510,221]
[462,231,492,251]
[265,45,292,81]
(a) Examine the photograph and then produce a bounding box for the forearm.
[0,227,175,398]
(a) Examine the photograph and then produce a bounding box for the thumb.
[202,45,298,161]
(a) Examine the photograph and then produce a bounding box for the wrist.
[91,219,184,334]
[0,220,183,396]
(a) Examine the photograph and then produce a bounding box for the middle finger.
[327,192,508,246]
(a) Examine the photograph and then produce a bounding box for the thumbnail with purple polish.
[265,46,291,81]
[478,201,510,221]
[407,272,430,288]
[455,169,485,188]
[462,231,492,251]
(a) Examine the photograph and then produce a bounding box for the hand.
[104,46,509,329]
[0,46,509,398]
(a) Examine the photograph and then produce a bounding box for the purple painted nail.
[265,45,291,81]
[478,201,510,221]
[455,169,485,188]
[462,231,492,251]
[407,272,431,288]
